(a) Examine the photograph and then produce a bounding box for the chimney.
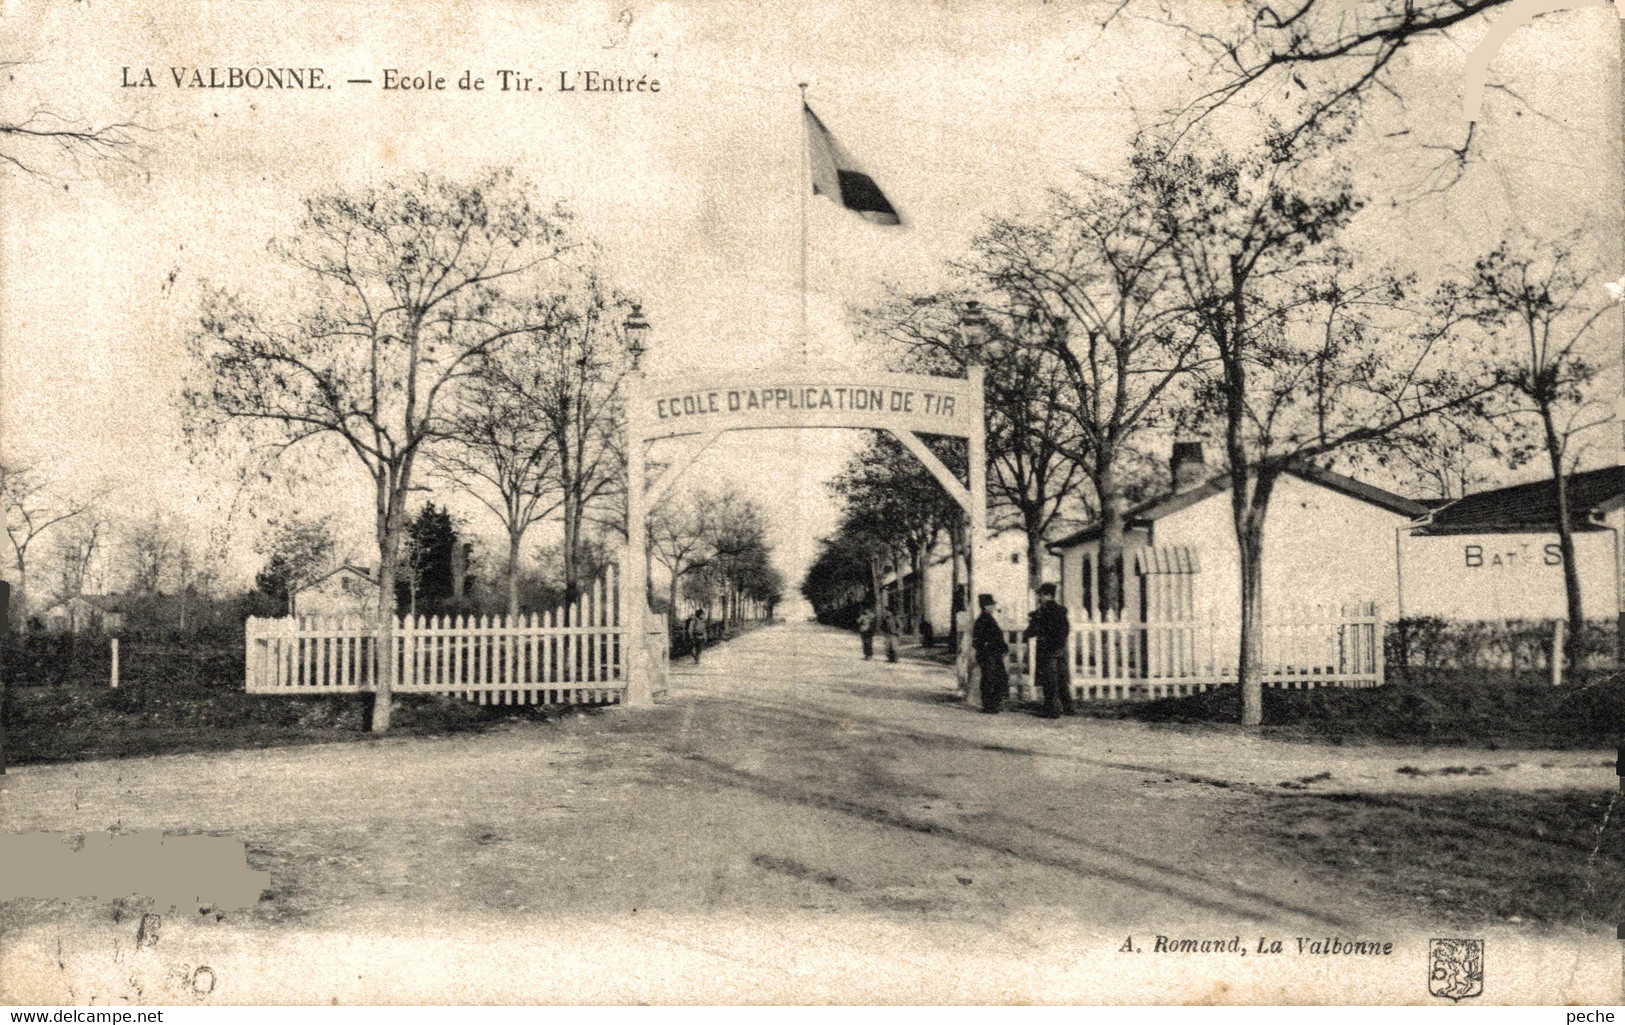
[1170,441,1206,492]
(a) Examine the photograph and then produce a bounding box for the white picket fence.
[245,567,628,706]
[1008,603,1383,701]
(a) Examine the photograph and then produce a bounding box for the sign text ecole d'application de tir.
[629,371,977,441]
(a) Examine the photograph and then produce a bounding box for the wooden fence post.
[1373,603,1386,688]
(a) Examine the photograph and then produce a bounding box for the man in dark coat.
[856,608,875,659]
[1024,582,1075,718]
[878,606,899,663]
[686,609,707,664]
[971,593,1009,713]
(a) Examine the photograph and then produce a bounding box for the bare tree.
[184,171,576,732]
[836,504,904,626]
[0,461,89,630]
[433,350,562,619]
[121,511,182,596]
[1139,0,1540,178]
[0,60,145,180]
[648,490,717,622]
[698,490,774,623]
[649,487,777,626]
[1371,412,1502,502]
[529,267,633,604]
[863,289,1089,598]
[1151,136,1496,726]
[828,433,962,631]
[50,510,105,603]
[1449,236,1614,644]
[965,180,1207,609]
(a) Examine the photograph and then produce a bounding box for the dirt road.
[2,622,1618,1004]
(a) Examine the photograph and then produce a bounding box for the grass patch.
[5,622,783,766]
[1080,672,1624,749]
[1247,788,1624,928]
[3,682,577,766]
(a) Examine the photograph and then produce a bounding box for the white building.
[1398,466,1624,623]
[1044,446,1625,631]
[1048,445,1428,628]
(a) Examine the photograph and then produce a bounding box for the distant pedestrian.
[686,608,707,664]
[856,608,876,659]
[879,606,899,663]
[1024,582,1075,718]
[971,594,1009,713]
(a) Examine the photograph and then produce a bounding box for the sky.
[1,0,1620,603]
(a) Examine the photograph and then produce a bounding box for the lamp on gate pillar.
[622,302,655,708]
[624,303,650,370]
[959,299,989,366]
[958,300,990,700]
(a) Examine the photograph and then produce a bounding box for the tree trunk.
[1025,510,1045,597]
[1540,407,1584,658]
[370,467,407,734]
[1233,471,1277,729]
[506,529,523,620]
[1095,451,1125,615]
[917,539,932,632]
[906,543,921,632]
[373,547,398,733]
[9,552,26,635]
[562,495,582,606]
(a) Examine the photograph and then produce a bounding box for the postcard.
[1,0,1621,1007]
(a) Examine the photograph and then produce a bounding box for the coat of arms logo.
[1428,938,1484,1001]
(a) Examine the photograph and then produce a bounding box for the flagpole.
[798,81,810,364]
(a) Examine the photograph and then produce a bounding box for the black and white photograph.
[0,0,1622,1008]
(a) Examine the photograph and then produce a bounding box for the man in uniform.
[971,593,1009,713]
[856,607,875,659]
[1024,582,1075,718]
[686,608,707,664]
[878,605,899,663]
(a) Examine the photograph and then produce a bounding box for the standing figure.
[687,608,708,664]
[879,605,899,663]
[1024,582,1075,718]
[856,607,876,660]
[971,593,1009,713]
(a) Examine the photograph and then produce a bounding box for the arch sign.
[633,370,976,440]
[621,363,988,705]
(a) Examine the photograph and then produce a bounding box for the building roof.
[1048,464,1429,552]
[293,563,376,593]
[1416,465,1625,535]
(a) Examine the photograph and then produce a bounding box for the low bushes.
[1385,617,1617,686]
[1094,669,1623,748]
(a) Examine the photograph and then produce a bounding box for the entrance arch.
[622,364,988,705]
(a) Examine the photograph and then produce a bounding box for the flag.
[803,104,900,226]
